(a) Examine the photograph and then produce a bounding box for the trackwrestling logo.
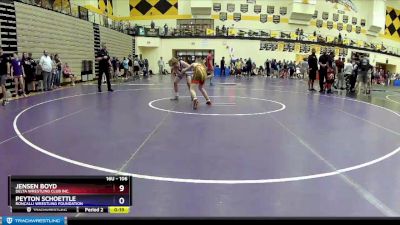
[6,217,13,224]
[2,217,64,225]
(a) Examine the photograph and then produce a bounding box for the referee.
[96,42,113,92]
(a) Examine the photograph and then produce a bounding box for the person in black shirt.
[220,57,225,76]
[308,49,318,91]
[96,42,113,92]
[318,50,329,93]
[0,47,11,106]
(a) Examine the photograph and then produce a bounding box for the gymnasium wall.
[15,1,95,82]
[136,37,400,74]
[99,25,133,60]
[124,0,400,52]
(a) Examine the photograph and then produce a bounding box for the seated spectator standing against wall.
[63,63,76,86]
[133,57,140,77]
[123,57,129,78]
[22,52,35,94]
[0,47,11,106]
[54,54,62,88]
[96,42,113,92]
[39,50,53,91]
[11,52,27,98]
[335,57,345,90]
[158,57,165,75]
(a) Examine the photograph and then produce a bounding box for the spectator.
[265,60,270,76]
[151,20,155,29]
[246,58,252,78]
[10,52,27,98]
[164,24,168,36]
[335,57,345,89]
[158,57,165,75]
[133,57,140,77]
[318,49,329,93]
[22,52,36,94]
[50,54,57,89]
[222,25,226,36]
[128,55,133,76]
[39,50,53,91]
[54,54,62,88]
[220,57,226,76]
[0,47,11,106]
[123,57,129,78]
[144,59,149,76]
[63,63,75,86]
[308,48,318,91]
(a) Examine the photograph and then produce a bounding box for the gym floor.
[1,76,400,217]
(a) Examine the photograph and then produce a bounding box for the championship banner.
[280,7,287,15]
[360,19,366,27]
[219,12,227,21]
[227,3,235,12]
[213,3,221,12]
[254,5,261,14]
[267,5,274,14]
[343,15,348,23]
[271,31,279,38]
[233,13,241,22]
[283,43,289,52]
[295,43,301,53]
[355,26,361,34]
[337,22,343,31]
[333,13,339,22]
[343,39,350,45]
[346,24,352,32]
[273,15,280,24]
[322,12,329,20]
[352,17,357,25]
[313,10,318,19]
[278,42,284,51]
[316,19,323,28]
[240,4,248,13]
[206,29,215,36]
[327,21,333,29]
[260,14,268,23]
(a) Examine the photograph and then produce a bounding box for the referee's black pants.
[319,69,327,91]
[98,67,112,91]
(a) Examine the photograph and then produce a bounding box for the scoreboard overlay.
[8,176,132,214]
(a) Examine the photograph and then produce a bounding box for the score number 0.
[118,185,125,205]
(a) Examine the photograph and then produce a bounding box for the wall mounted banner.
[240,4,248,13]
[346,24,352,32]
[333,13,339,22]
[327,21,333,29]
[227,3,235,12]
[280,7,287,16]
[355,26,361,34]
[313,10,318,19]
[343,15,348,23]
[316,19,323,28]
[278,42,284,51]
[288,43,295,52]
[267,5,274,14]
[213,3,221,12]
[273,15,280,24]
[337,22,343,31]
[352,17,357,25]
[283,43,289,52]
[233,13,241,21]
[254,5,261,14]
[247,0,256,3]
[337,10,345,14]
[322,12,329,20]
[360,19,366,27]
[219,12,227,21]
[295,43,301,53]
[260,14,268,23]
